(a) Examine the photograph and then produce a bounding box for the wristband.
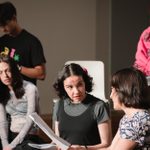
[18,65,22,72]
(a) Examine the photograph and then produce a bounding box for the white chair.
[65,60,109,103]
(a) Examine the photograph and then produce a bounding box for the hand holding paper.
[29,112,71,150]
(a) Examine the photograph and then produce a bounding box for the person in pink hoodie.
[134,26,150,85]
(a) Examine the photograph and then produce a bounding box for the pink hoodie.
[134,26,150,76]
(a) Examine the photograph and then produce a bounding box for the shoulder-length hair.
[0,55,24,104]
[53,63,93,99]
[111,67,150,109]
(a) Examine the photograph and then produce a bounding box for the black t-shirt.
[0,29,46,85]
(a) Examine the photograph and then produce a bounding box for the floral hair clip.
[83,67,88,74]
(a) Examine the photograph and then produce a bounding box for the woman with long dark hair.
[0,55,40,150]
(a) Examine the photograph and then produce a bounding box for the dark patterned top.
[119,110,150,149]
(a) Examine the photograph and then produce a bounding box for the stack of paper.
[28,112,70,150]
[28,143,56,150]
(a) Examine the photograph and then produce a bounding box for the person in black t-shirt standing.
[0,2,46,149]
[0,1,46,85]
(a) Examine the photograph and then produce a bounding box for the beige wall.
[4,0,97,114]
[111,0,148,74]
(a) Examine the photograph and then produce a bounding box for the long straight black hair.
[0,55,25,105]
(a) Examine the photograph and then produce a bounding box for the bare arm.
[86,120,112,150]
[54,121,60,137]
[110,130,137,150]
[100,130,137,150]
[110,138,137,150]
[20,63,46,80]
[68,120,112,150]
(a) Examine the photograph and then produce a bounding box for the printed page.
[28,143,57,150]
[29,112,70,150]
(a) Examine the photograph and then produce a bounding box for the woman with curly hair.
[53,63,111,150]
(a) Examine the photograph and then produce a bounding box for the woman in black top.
[53,63,112,150]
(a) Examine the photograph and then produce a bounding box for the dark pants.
[9,132,45,150]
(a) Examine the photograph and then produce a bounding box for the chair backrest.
[65,60,108,102]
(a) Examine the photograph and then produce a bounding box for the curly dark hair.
[0,1,16,26]
[53,63,93,99]
[111,67,150,109]
[0,55,24,105]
